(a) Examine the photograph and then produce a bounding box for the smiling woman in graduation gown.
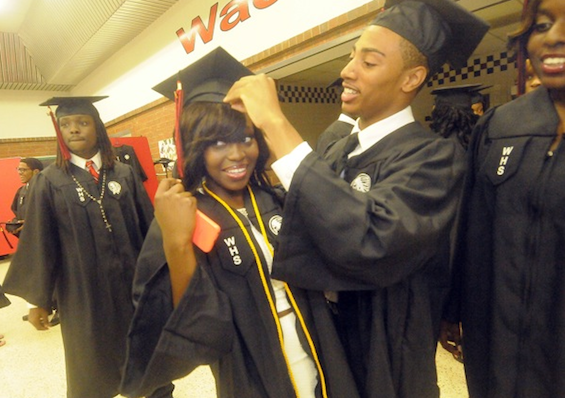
[441,1,565,396]
[122,188,359,398]
[121,46,360,398]
[447,86,565,398]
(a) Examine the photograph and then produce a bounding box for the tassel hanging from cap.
[47,106,71,160]
[174,79,185,178]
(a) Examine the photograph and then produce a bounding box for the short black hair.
[399,36,430,86]
[21,158,44,171]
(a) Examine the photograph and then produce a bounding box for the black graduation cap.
[39,96,108,119]
[153,47,253,177]
[431,84,482,108]
[153,46,253,105]
[375,0,490,75]
[39,96,108,160]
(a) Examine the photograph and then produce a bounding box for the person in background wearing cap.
[470,85,492,116]
[429,84,481,151]
[224,0,488,396]
[429,84,479,364]
[120,47,360,398]
[441,0,565,396]
[471,93,485,116]
[315,78,357,156]
[2,97,172,398]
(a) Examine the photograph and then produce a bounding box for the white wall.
[0,0,374,139]
[0,90,63,138]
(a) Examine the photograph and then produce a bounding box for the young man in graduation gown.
[2,97,172,398]
[8,157,44,237]
[224,1,489,397]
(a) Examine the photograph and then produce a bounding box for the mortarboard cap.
[39,96,108,120]
[374,0,490,75]
[153,46,253,105]
[431,84,482,108]
[39,96,108,161]
[153,47,253,178]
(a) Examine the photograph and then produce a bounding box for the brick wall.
[0,1,389,163]
[0,137,57,159]
[105,97,175,161]
[0,98,176,162]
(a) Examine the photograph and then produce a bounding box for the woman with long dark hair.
[442,0,565,396]
[121,48,359,398]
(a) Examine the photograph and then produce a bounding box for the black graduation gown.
[7,186,25,236]
[8,182,32,236]
[272,122,466,398]
[10,184,27,220]
[120,187,360,398]
[114,144,148,181]
[315,119,355,156]
[0,283,10,309]
[3,162,153,398]
[446,87,565,398]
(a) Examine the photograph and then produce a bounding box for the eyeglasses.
[16,168,31,173]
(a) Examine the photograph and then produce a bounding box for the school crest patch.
[108,181,122,196]
[269,215,283,236]
[350,173,371,193]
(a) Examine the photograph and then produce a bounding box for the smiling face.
[340,25,423,130]
[17,162,34,183]
[527,0,565,92]
[203,119,259,208]
[59,114,98,159]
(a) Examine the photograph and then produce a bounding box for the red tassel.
[48,106,71,160]
[174,80,185,178]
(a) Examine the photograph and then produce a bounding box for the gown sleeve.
[121,221,234,398]
[274,134,465,289]
[3,173,60,309]
[10,186,20,217]
[442,109,497,323]
[129,164,154,236]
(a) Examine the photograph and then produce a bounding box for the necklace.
[70,170,112,232]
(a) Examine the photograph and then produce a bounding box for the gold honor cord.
[202,183,328,398]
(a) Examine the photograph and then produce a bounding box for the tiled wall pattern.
[428,51,514,87]
[277,51,515,103]
[0,50,515,161]
[278,85,341,104]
